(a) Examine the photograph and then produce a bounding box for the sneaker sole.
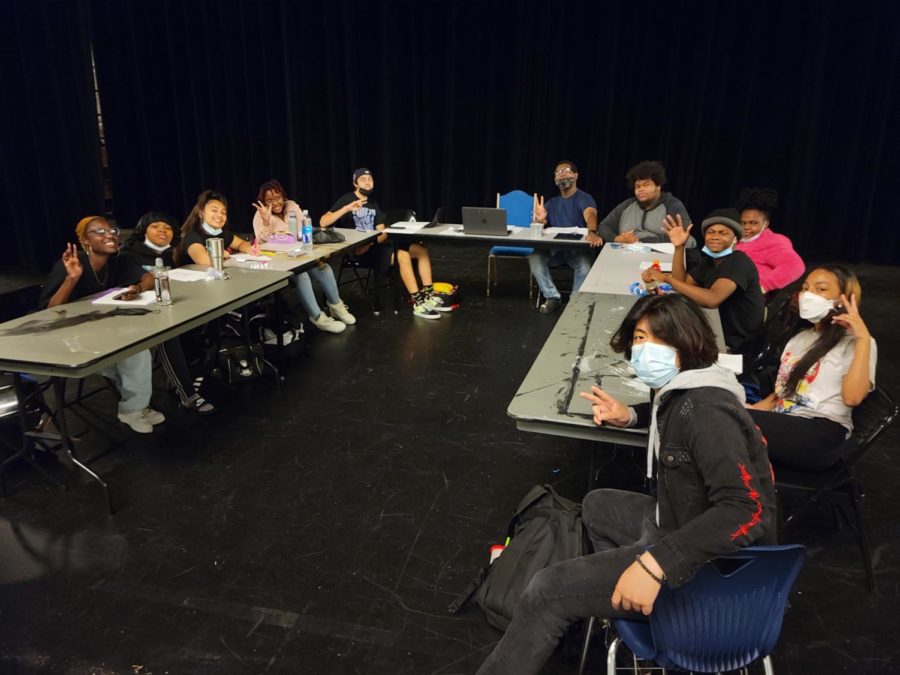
[414,312,441,320]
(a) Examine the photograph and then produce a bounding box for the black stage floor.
[0,247,898,674]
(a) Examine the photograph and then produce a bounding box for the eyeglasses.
[86,227,120,237]
[554,168,575,176]
[264,195,285,206]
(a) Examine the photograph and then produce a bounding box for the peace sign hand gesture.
[61,243,83,281]
[831,293,870,340]
[533,194,547,223]
[579,386,632,427]
[252,200,273,222]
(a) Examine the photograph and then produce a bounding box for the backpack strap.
[448,565,488,614]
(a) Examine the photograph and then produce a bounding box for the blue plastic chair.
[580,545,806,675]
[487,190,535,298]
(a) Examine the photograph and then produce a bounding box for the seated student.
[529,160,602,314]
[39,216,165,434]
[175,190,253,266]
[477,294,775,675]
[120,212,216,414]
[643,209,764,357]
[321,168,449,320]
[252,179,355,334]
[748,265,876,471]
[735,187,805,294]
[598,160,696,247]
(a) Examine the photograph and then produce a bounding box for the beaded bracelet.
[635,555,664,585]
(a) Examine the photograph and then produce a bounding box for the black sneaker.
[539,297,562,314]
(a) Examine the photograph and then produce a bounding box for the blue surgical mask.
[630,342,680,389]
[702,245,733,258]
[202,222,222,236]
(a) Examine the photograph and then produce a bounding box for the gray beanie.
[700,208,742,239]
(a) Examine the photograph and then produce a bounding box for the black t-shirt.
[39,252,146,309]
[688,250,764,355]
[120,239,176,271]
[328,192,386,231]
[180,226,239,266]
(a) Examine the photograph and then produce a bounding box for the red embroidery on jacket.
[730,463,764,541]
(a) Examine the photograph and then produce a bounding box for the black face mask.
[358,187,373,197]
[555,178,575,190]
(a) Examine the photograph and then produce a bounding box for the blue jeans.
[293,264,341,319]
[99,349,152,414]
[528,248,593,300]
[477,489,658,675]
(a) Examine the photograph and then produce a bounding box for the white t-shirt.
[773,329,877,433]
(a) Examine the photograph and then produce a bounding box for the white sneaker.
[142,407,166,425]
[425,294,453,313]
[328,301,357,325]
[118,410,153,433]
[310,312,347,333]
[413,301,441,320]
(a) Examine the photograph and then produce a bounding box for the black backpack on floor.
[449,484,588,631]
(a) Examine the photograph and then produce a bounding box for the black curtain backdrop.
[0,0,105,272]
[3,1,898,271]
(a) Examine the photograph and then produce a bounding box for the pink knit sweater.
[735,227,805,292]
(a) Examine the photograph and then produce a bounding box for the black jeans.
[476,489,659,675]
[748,410,847,471]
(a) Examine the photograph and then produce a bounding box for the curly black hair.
[625,161,667,189]
[736,187,778,217]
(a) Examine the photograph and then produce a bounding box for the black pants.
[477,489,657,675]
[156,338,196,404]
[748,410,847,471]
[352,241,394,276]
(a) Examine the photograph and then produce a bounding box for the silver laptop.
[462,207,509,236]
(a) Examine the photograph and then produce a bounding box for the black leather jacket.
[635,386,777,587]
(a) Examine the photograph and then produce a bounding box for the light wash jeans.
[293,265,341,319]
[528,248,593,300]
[99,349,152,414]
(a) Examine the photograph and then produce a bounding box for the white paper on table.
[648,242,675,254]
[545,227,588,235]
[91,289,157,305]
[716,353,743,374]
[638,261,673,272]
[388,221,428,232]
[230,254,271,263]
[167,268,208,282]
[509,226,529,235]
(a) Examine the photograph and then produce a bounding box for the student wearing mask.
[734,187,805,294]
[252,179,355,333]
[529,160,602,314]
[39,216,166,433]
[175,190,253,266]
[642,209,764,357]
[477,294,775,675]
[120,212,216,414]
[598,160,696,247]
[748,265,876,470]
[321,168,448,320]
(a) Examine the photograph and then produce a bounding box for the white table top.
[384,222,594,249]
[225,229,378,273]
[0,267,291,378]
[580,243,676,295]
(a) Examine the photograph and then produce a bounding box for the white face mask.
[798,291,835,322]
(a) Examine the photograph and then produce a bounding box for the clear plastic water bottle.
[300,209,313,255]
[153,257,172,306]
[287,211,299,240]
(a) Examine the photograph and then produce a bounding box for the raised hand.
[61,243,83,281]
[252,200,273,221]
[832,293,870,340]
[349,198,368,212]
[579,385,631,426]
[663,215,692,247]
[534,194,547,223]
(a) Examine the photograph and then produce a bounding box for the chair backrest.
[843,384,898,465]
[649,545,805,673]
[496,190,533,227]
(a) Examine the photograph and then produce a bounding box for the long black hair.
[610,294,718,371]
[782,264,863,398]
[175,190,228,264]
